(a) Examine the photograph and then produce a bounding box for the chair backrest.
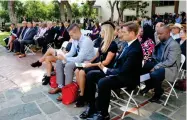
[179,54,186,72]
[54,33,57,40]
[61,41,69,50]
[94,47,98,56]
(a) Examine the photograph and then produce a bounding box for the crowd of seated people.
[2,17,186,120]
[3,21,71,57]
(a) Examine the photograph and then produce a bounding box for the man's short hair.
[122,21,139,35]
[11,23,15,26]
[67,23,80,32]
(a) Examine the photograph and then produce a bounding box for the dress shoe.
[140,87,151,95]
[149,89,164,103]
[56,95,62,101]
[74,95,85,107]
[48,87,61,94]
[14,52,21,56]
[80,106,95,119]
[31,61,42,68]
[42,76,50,85]
[18,54,26,58]
[87,111,110,120]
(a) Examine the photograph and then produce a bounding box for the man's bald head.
[157,26,171,42]
[155,22,165,32]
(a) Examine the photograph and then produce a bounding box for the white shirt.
[103,38,137,73]
[38,28,47,37]
[170,33,180,40]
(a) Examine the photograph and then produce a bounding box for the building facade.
[93,0,186,22]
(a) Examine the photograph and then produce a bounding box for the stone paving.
[0,45,186,120]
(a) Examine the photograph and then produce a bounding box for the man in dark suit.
[79,22,143,120]
[37,21,56,54]
[18,22,37,58]
[13,21,28,55]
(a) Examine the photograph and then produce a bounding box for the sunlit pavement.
[0,45,186,120]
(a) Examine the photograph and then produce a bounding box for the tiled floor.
[0,45,186,120]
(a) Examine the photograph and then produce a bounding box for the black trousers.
[37,37,48,54]
[13,39,34,53]
[20,40,34,54]
[4,37,9,46]
[84,70,126,115]
[141,61,165,95]
[13,39,20,52]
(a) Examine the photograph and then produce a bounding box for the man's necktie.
[113,43,128,67]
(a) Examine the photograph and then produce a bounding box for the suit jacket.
[57,27,70,42]
[17,27,27,39]
[153,37,181,82]
[23,27,37,40]
[44,27,57,42]
[106,39,143,90]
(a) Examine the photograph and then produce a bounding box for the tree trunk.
[108,1,116,22]
[136,1,140,17]
[87,1,96,17]
[65,1,72,22]
[8,1,17,24]
[116,1,121,22]
[59,1,65,21]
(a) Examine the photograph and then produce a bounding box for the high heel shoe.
[74,95,85,107]
[31,61,42,68]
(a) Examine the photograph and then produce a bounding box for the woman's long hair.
[142,24,155,44]
[101,24,115,53]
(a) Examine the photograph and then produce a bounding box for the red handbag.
[50,76,58,88]
[174,79,186,91]
[62,82,79,105]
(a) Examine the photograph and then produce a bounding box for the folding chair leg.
[121,90,134,119]
[136,86,141,95]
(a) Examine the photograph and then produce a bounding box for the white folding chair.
[24,44,35,55]
[110,87,139,119]
[94,47,98,56]
[164,54,186,106]
[47,33,57,49]
[60,41,69,50]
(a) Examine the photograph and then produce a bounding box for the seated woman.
[55,22,70,49]
[89,22,101,40]
[176,26,186,70]
[30,38,73,85]
[74,21,118,107]
[138,24,155,64]
[6,23,17,52]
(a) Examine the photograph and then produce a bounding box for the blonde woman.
[74,21,118,107]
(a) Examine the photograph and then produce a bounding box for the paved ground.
[0,45,186,120]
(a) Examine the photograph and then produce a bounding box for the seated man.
[37,21,56,54]
[79,21,143,120]
[140,26,181,102]
[31,24,95,87]
[14,22,37,58]
[114,26,126,52]
[13,21,28,55]
[48,24,95,101]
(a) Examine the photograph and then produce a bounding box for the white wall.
[178,1,186,13]
[94,0,118,22]
[94,0,153,22]
[155,6,174,15]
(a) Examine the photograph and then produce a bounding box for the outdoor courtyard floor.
[0,45,186,120]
